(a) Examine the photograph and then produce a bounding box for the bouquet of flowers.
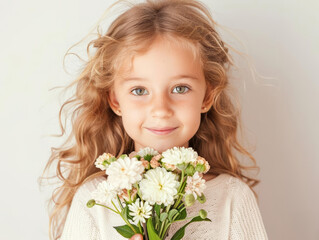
[87,146,211,240]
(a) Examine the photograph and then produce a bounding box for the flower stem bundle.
[87,147,211,240]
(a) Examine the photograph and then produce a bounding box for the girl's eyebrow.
[123,74,199,82]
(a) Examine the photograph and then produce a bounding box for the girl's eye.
[172,86,190,94]
[131,88,148,96]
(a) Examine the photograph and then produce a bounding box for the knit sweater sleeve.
[60,180,101,240]
[229,179,268,240]
[60,177,127,240]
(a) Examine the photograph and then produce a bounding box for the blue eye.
[172,86,190,94]
[131,88,148,96]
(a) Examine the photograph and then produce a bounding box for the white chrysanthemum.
[137,147,159,157]
[128,198,152,224]
[92,181,118,206]
[95,153,114,170]
[161,147,198,166]
[185,171,206,199]
[106,157,144,190]
[139,167,179,206]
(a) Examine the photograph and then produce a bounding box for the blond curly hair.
[40,0,260,239]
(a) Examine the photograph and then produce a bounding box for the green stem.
[128,189,131,202]
[136,184,143,199]
[179,206,186,213]
[162,223,171,239]
[95,203,119,214]
[173,179,187,209]
[159,219,165,238]
[158,204,171,238]
[175,193,185,210]
[166,204,171,213]
[159,219,167,239]
[111,200,137,234]
[170,217,193,223]
[116,195,124,210]
[172,206,186,222]
[177,170,185,193]
[160,219,172,239]
[111,200,120,213]
[138,221,143,234]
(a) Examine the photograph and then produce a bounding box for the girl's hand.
[129,233,143,240]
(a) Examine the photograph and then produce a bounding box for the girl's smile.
[108,35,208,153]
[145,127,178,135]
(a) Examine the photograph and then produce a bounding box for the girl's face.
[109,37,208,153]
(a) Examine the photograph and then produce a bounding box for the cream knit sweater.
[60,173,268,240]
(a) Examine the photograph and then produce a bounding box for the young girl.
[42,0,268,239]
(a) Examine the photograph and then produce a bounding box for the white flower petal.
[95,153,114,170]
[128,199,152,224]
[106,157,144,190]
[137,147,159,157]
[91,181,118,207]
[139,167,179,206]
[185,171,206,199]
[161,147,198,166]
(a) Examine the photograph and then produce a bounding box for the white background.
[0,0,318,239]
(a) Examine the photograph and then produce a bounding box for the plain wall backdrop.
[0,0,318,239]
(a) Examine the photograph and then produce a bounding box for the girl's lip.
[146,127,178,135]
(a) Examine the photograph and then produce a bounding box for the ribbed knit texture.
[60,173,268,240]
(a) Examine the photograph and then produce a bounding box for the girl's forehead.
[115,35,202,78]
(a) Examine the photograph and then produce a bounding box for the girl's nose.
[150,92,173,118]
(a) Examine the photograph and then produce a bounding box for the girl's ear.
[201,83,214,113]
[107,89,122,116]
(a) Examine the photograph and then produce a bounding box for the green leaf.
[144,154,153,161]
[174,205,187,221]
[154,214,160,227]
[170,216,211,240]
[175,203,187,220]
[114,225,135,238]
[160,212,168,222]
[168,209,178,222]
[146,218,161,240]
[154,203,161,216]
[132,224,141,234]
[121,205,129,221]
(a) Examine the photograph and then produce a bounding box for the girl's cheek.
[126,100,146,108]
[127,97,149,107]
[123,102,146,114]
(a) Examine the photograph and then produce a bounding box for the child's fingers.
[129,233,143,240]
